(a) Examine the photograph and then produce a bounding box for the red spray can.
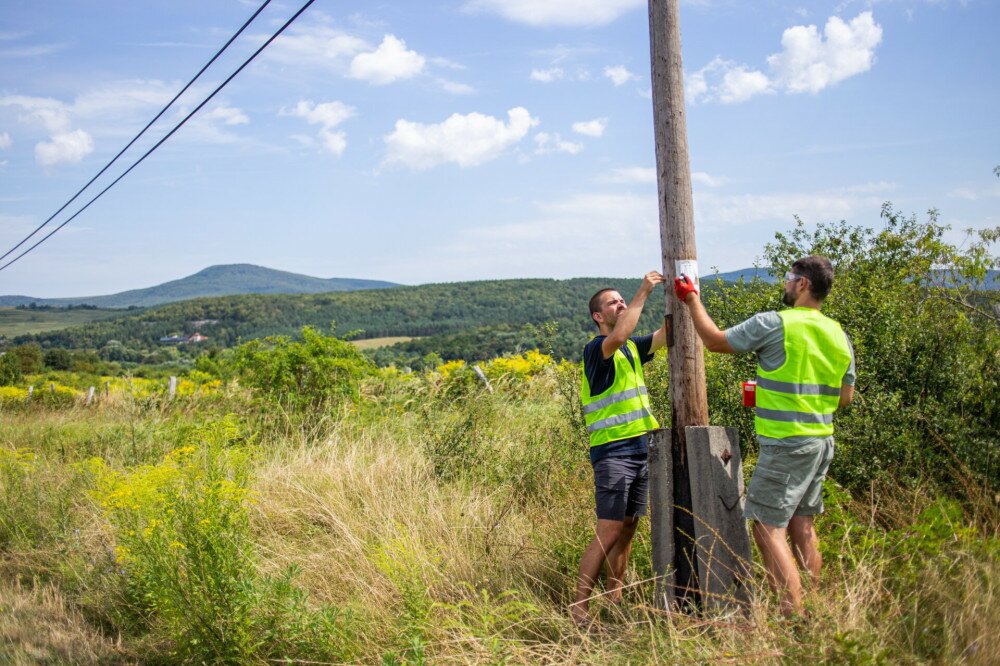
[742,380,757,407]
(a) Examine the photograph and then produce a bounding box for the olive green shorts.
[744,438,834,528]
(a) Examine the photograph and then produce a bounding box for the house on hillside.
[159,332,209,344]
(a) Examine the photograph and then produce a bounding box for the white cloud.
[572,118,607,137]
[463,0,645,27]
[718,66,772,103]
[687,11,882,104]
[318,129,347,156]
[604,65,637,86]
[267,24,369,68]
[693,183,892,231]
[384,107,539,169]
[201,105,249,126]
[767,11,883,93]
[691,171,727,187]
[35,129,94,166]
[349,34,425,85]
[0,132,10,149]
[430,56,466,71]
[73,80,176,118]
[603,166,656,184]
[947,183,1000,201]
[0,94,71,132]
[530,67,564,83]
[534,132,583,155]
[283,100,356,128]
[948,187,978,201]
[687,57,773,104]
[0,43,69,58]
[281,100,356,156]
[438,79,476,95]
[395,192,660,280]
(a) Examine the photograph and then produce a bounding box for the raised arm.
[674,275,734,354]
[601,271,665,358]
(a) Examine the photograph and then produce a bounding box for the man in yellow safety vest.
[674,255,855,616]
[572,270,667,628]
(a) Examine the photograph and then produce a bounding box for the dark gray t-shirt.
[725,311,855,446]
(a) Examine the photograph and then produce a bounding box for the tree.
[44,348,73,371]
[0,353,21,386]
[10,343,43,374]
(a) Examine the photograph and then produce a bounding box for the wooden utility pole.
[649,0,709,425]
[648,0,710,608]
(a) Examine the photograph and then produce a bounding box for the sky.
[0,0,997,297]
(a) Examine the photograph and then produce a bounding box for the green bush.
[700,206,999,494]
[0,352,21,386]
[231,326,374,411]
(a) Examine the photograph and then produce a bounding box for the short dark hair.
[792,255,834,300]
[589,288,616,326]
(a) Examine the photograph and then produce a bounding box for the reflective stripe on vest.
[755,308,851,440]
[580,339,660,447]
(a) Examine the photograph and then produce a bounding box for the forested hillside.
[18,277,674,363]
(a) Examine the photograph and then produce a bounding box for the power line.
[0,0,316,274]
[0,0,273,265]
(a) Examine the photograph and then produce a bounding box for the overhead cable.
[0,0,273,265]
[0,0,317,274]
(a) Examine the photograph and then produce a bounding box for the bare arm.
[601,271,665,358]
[839,384,855,408]
[681,291,735,354]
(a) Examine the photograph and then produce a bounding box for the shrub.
[91,417,357,663]
[0,353,22,386]
[231,326,375,411]
[699,207,1000,494]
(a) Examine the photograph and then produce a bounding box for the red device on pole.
[742,380,756,407]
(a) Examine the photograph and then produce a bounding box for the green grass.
[350,335,417,349]
[0,364,996,664]
[0,307,123,337]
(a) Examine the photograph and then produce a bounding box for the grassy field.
[0,355,995,664]
[0,307,123,337]
[350,335,416,349]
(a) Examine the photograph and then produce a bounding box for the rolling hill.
[0,264,399,309]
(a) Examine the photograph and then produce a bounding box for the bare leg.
[752,520,803,616]
[788,515,821,589]
[572,519,624,626]
[605,515,639,603]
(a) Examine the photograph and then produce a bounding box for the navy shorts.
[593,455,649,521]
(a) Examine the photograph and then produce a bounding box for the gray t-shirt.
[725,310,856,446]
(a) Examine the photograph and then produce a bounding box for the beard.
[781,289,796,307]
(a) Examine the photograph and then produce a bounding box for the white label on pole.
[675,260,699,282]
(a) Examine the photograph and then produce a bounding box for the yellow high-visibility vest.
[581,339,660,447]
[755,308,852,440]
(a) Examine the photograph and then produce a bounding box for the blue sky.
[1,0,997,297]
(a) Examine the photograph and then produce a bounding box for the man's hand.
[674,274,699,303]
[640,270,666,295]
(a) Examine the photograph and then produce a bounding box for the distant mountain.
[704,267,778,283]
[0,264,400,308]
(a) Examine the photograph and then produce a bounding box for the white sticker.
[675,260,699,283]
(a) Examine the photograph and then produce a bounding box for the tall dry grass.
[0,370,996,663]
